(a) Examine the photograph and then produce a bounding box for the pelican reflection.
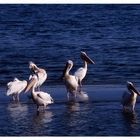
[7,102,28,123]
[66,101,80,112]
[32,110,53,131]
[122,110,138,129]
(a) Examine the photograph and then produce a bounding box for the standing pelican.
[74,51,95,91]
[62,60,88,101]
[62,60,79,100]
[25,75,54,111]
[6,78,27,102]
[29,61,47,90]
[122,81,140,112]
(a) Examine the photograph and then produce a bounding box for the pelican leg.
[132,104,135,112]
[12,95,16,101]
[37,105,40,112]
[74,94,76,100]
[43,104,47,112]
[16,94,19,102]
[78,80,82,92]
[67,92,70,100]
[74,91,77,100]
[67,89,70,100]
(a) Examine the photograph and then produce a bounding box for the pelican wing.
[7,78,19,87]
[74,67,86,81]
[37,92,52,99]
[14,78,19,81]
[7,81,13,88]
[7,80,27,96]
[121,91,131,106]
[37,70,47,86]
[74,68,84,77]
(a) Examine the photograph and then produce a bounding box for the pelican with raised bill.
[62,60,88,101]
[25,74,54,111]
[6,78,27,102]
[122,81,140,112]
[74,51,95,91]
[29,61,47,91]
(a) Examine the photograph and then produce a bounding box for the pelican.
[74,51,95,91]
[25,74,54,111]
[62,60,88,101]
[122,81,140,112]
[29,61,47,90]
[6,78,27,102]
[62,60,79,100]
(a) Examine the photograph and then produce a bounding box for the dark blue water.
[1,4,140,136]
[1,4,140,86]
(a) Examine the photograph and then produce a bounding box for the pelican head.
[127,81,140,96]
[29,61,38,73]
[62,60,73,79]
[80,51,95,64]
[67,60,73,68]
[29,61,36,69]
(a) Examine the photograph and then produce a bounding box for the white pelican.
[62,60,88,101]
[6,78,27,102]
[122,81,140,112]
[74,51,95,91]
[25,74,54,111]
[62,60,79,100]
[29,61,47,90]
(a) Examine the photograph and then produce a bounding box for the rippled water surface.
[0,4,140,85]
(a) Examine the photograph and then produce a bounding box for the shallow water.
[1,85,140,136]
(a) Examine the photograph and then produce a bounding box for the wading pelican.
[29,61,47,90]
[62,60,79,100]
[25,75,54,111]
[74,51,95,91]
[6,78,27,102]
[122,81,140,112]
[62,60,88,101]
